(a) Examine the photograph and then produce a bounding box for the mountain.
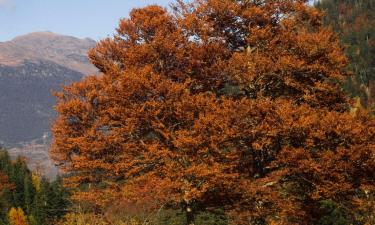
[0,32,96,177]
[0,61,84,144]
[0,31,97,74]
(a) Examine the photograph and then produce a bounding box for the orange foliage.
[0,171,14,194]
[8,207,28,225]
[51,1,374,224]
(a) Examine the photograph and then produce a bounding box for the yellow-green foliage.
[58,213,109,225]
[8,207,28,225]
[57,208,228,225]
[31,173,41,192]
[58,212,159,225]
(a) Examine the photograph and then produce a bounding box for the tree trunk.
[368,80,375,108]
[186,205,194,225]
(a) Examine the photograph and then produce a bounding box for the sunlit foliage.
[8,208,28,225]
[51,0,375,224]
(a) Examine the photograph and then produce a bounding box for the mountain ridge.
[0,31,97,74]
[0,32,97,177]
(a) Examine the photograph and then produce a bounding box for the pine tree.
[31,178,49,225]
[0,149,70,225]
[9,158,29,208]
[48,176,70,220]
[0,150,12,176]
[23,176,35,215]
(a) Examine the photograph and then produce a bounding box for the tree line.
[0,150,69,225]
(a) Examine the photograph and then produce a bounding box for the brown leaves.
[51,0,374,224]
[0,172,14,193]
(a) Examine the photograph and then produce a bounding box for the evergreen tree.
[48,176,70,220]
[30,177,70,224]
[31,178,49,225]
[9,158,29,208]
[316,0,375,110]
[0,149,70,225]
[23,176,35,215]
[0,150,12,175]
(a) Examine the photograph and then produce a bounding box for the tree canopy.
[51,0,375,224]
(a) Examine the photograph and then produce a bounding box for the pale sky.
[0,0,171,42]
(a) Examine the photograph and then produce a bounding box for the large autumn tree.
[51,0,375,224]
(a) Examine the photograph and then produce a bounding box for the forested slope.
[316,0,375,110]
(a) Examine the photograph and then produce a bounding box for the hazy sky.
[0,0,171,42]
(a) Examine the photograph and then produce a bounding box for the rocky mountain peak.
[0,31,97,74]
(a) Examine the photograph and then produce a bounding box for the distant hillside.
[0,32,96,145]
[0,32,96,177]
[0,31,97,74]
[0,60,83,144]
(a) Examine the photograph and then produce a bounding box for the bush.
[57,208,229,225]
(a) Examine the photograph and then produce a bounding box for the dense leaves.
[51,0,375,224]
[8,208,27,225]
